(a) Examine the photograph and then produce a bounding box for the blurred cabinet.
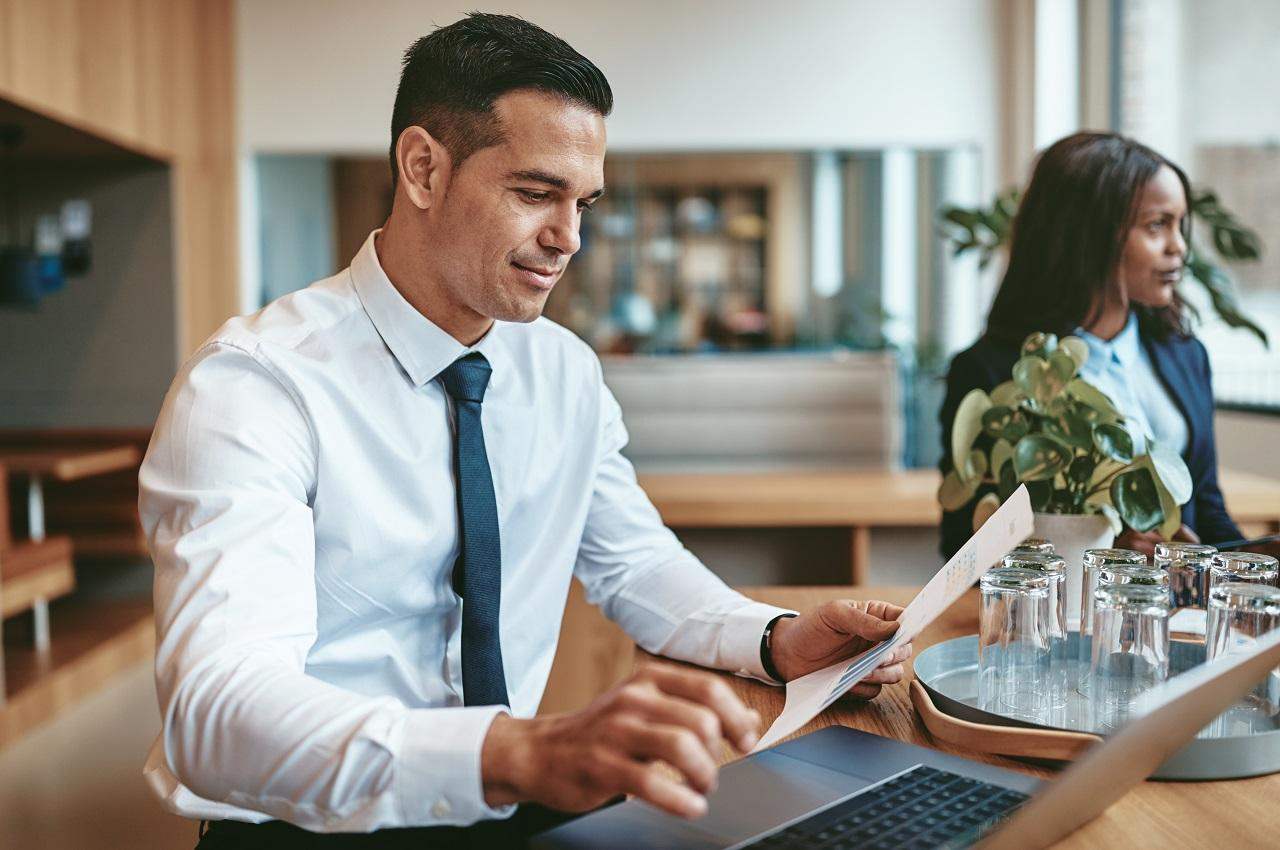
[549,153,806,352]
[0,0,238,352]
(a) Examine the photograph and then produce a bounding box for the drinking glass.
[1010,538,1055,556]
[1097,564,1170,591]
[1078,548,1147,689]
[1206,582,1280,718]
[1002,552,1068,704]
[1208,552,1279,594]
[1089,584,1171,730]
[1155,541,1217,609]
[979,567,1052,722]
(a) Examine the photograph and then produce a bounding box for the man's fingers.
[827,601,900,641]
[612,715,719,794]
[599,751,707,819]
[847,682,883,701]
[619,684,724,753]
[862,663,905,686]
[879,643,912,666]
[864,600,906,623]
[640,665,761,752]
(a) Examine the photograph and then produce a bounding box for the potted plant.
[939,331,1193,624]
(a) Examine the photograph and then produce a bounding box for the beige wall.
[236,1,1002,164]
[1216,411,1280,480]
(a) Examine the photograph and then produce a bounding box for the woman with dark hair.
[939,131,1242,559]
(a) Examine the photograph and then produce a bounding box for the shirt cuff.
[397,705,516,826]
[719,601,799,686]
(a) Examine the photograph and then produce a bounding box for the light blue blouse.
[1075,312,1189,457]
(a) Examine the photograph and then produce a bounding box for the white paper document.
[751,485,1034,752]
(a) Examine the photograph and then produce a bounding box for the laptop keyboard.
[740,764,1029,850]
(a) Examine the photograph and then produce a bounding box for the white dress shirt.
[140,231,791,832]
[1076,312,1189,457]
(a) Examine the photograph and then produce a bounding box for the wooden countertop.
[640,586,1276,848]
[638,467,1280,528]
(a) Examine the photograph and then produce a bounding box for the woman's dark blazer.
[938,327,1242,559]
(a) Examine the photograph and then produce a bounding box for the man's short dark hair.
[389,13,613,186]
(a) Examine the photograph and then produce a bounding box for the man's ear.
[395,126,452,211]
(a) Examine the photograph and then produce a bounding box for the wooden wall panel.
[176,0,239,351]
[2,0,81,122]
[75,0,141,143]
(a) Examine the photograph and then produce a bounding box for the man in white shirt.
[143,14,911,848]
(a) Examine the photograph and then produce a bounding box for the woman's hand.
[1113,524,1199,557]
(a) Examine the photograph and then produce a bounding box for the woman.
[939,132,1241,559]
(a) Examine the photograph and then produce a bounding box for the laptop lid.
[981,627,1280,850]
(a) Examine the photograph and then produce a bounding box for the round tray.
[914,633,1280,780]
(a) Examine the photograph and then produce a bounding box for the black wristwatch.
[760,613,798,683]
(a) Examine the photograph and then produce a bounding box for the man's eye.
[578,202,595,214]
[518,190,550,202]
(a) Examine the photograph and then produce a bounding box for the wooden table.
[648,586,1276,849]
[0,446,140,652]
[638,468,1280,583]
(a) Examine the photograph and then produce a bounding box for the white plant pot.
[1033,511,1114,629]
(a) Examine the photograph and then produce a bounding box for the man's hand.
[480,664,761,819]
[767,600,911,698]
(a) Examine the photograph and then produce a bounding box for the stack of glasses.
[977,536,1280,733]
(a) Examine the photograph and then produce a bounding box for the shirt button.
[432,798,452,819]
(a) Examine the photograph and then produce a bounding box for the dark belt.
[196,803,593,850]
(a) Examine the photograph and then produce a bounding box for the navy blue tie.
[439,352,509,707]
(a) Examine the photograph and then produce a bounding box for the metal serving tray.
[914,633,1280,780]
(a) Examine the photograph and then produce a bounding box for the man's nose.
[541,206,582,256]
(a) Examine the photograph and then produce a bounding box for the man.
[142,13,911,848]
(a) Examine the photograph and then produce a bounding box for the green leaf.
[1068,454,1096,484]
[1002,413,1030,443]
[938,469,980,510]
[1013,435,1072,481]
[965,449,989,481]
[981,406,1015,439]
[1048,350,1077,383]
[951,389,992,478]
[1093,423,1135,464]
[1020,332,1058,359]
[1111,467,1164,533]
[972,492,1001,531]
[989,380,1023,407]
[1065,379,1120,422]
[997,458,1018,501]
[1186,250,1269,348]
[991,439,1014,479]
[1045,409,1094,450]
[1097,502,1124,535]
[1146,441,1193,505]
[1012,356,1068,407]
[1026,480,1053,511]
[1059,336,1089,371]
[1155,474,1182,540]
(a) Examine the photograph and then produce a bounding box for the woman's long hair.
[985,132,1191,346]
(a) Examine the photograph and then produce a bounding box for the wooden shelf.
[1,591,154,748]
[0,92,169,165]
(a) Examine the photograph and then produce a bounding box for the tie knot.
[439,352,492,403]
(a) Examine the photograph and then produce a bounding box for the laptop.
[532,627,1280,849]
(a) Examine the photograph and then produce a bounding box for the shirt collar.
[1076,311,1141,369]
[350,229,510,388]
